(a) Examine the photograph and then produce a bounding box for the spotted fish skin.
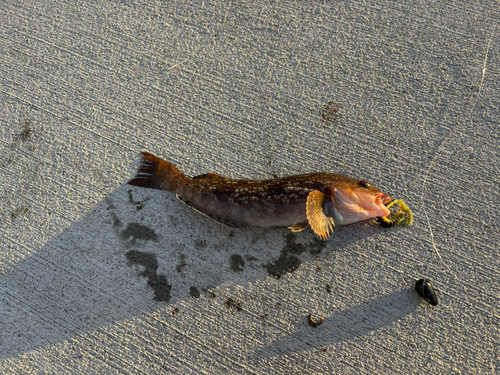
[128,152,392,238]
[181,173,335,228]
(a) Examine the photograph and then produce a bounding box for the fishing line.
[419,25,496,278]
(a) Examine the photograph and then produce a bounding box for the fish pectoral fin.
[176,195,248,229]
[306,190,335,240]
[288,222,309,233]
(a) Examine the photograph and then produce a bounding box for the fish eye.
[358,180,371,189]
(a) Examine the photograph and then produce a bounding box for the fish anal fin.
[176,195,248,229]
[288,222,309,233]
[306,190,335,240]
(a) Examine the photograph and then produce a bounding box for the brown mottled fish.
[128,152,393,240]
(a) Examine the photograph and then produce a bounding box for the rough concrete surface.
[1,0,499,373]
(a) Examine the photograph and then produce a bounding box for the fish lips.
[370,193,391,217]
[380,193,392,205]
[376,193,392,216]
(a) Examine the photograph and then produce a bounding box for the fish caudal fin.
[306,190,335,240]
[128,152,188,192]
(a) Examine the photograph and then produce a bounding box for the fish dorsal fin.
[176,195,248,229]
[288,222,309,233]
[192,173,230,181]
[306,190,335,240]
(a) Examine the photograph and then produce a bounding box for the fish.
[128,152,393,240]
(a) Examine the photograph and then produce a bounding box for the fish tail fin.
[128,152,189,192]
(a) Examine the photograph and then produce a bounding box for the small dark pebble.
[415,279,439,306]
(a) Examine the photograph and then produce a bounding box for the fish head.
[324,179,392,225]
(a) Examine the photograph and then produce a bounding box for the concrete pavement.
[1,0,499,373]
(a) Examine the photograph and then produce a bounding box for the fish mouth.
[375,193,392,217]
[333,189,391,224]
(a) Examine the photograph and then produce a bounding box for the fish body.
[128,152,393,239]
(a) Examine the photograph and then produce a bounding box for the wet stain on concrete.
[309,238,327,255]
[108,198,170,302]
[260,313,269,325]
[11,117,33,148]
[264,233,327,279]
[11,206,29,220]
[176,254,187,273]
[205,289,216,299]
[169,215,179,226]
[265,252,301,279]
[321,100,341,125]
[110,211,123,228]
[20,118,32,140]
[128,189,150,210]
[125,250,171,302]
[229,254,245,272]
[194,239,208,249]
[120,223,158,246]
[224,298,243,311]
[105,198,123,228]
[0,156,14,168]
[190,286,200,298]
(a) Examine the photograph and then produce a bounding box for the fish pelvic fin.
[128,152,188,192]
[306,190,335,240]
[288,222,309,233]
